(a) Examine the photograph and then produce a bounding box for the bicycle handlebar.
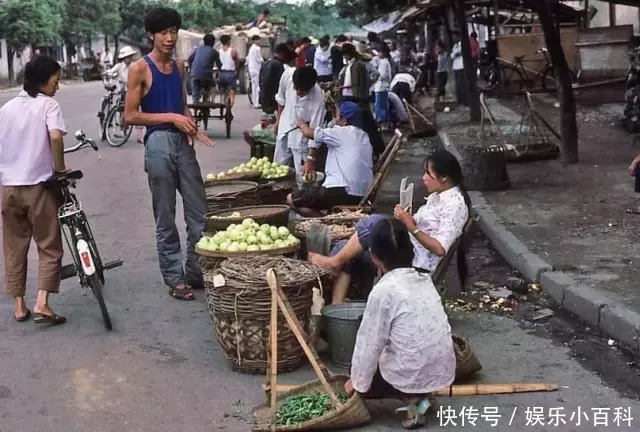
[64,130,101,156]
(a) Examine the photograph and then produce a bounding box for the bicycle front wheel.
[88,273,112,331]
[105,106,133,147]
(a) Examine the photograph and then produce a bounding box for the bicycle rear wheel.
[105,106,133,147]
[88,273,112,330]
[501,64,524,93]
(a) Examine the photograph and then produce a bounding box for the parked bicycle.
[104,90,133,148]
[97,73,120,141]
[49,130,123,330]
[491,48,577,95]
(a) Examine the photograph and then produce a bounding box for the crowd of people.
[0,7,471,429]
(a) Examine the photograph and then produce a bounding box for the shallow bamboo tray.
[205,205,290,232]
[252,375,371,431]
[204,170,262,186]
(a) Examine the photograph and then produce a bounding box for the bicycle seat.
[514,55,525,62]
[105,84,117,92]
[47,170,83,184]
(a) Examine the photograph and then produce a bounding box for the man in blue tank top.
[124,7,214,301]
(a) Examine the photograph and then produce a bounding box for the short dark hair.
[220,34,231,45]
[203,34,215,46]
[301,37,311,44]
[369,218,415,271]
[263,9,270,15]
[144,7,182,34]
[251,35,261,42]
[336,34,347,43]
[274,43,294,63]
[292,67,317,92]
[23,55,61,98]
[341,43,357,57]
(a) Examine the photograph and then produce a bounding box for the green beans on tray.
[275,391,350,426]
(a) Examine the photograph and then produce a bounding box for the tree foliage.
[0,0,63,50]
[335,0,408,26]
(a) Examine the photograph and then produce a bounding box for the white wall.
[566,1,640,33]
[0,40,32,81]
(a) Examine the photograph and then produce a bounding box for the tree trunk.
[537,0,578,163]
[7,47,15,83]
[455,0,481,122]
[113,36,120,63]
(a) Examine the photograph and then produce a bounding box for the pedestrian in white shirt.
[373,45,392,128]
[291,101,373,216]
[247,35,264,109]
[0,56,69,325]
[450,31,466,105]
[343,218,456,429]
[390,72,416,105]
[313,35,332,83]
[309,149,470,305]
[274,66,325,176]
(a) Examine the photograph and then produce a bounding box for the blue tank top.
[141,56,184,141]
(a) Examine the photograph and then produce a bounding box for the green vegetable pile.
[275,391,350,426]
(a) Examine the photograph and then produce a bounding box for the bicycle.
[50,130,123,330]
[104,90,133,147]
[494,48,577,95]
[97,73,120,142]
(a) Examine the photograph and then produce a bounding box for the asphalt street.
[0,81,638,432]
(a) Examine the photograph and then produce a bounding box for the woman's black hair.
[144,7,182,35]
[425,149,471,289]
[369,218,415,271]
[23,55,61,98]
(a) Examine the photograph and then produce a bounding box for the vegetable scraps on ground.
[275,391,350,426]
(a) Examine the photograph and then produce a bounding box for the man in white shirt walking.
[274,66,325,176]
[247,35,264,109]
[313,35,332,83]
[450,31,467,106]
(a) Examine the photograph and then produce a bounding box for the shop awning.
[362,11,402,33]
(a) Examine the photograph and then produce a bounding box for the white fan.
[400,177,414,214]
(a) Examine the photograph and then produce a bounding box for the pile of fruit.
[275,392,350,425]
[205,157,291,181]
[197,218,300,253]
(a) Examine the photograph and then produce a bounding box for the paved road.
[0,82,638,432]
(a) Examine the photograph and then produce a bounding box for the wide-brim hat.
[118,46,137,60]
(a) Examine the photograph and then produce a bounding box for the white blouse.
[410,187,469,271]
[351,268,456,394]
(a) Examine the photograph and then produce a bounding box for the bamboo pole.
[432,383,558,397]
[268,269,279,431]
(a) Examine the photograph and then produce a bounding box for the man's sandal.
[169,285,196,301]
[396,397,437,430]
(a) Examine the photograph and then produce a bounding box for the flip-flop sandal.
[15,308,31,322]
[33,313,67,325]
[169,285,196,301]
[624,208,640,214]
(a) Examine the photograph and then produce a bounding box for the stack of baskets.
[205,180,263,213]
[204,256,328,374]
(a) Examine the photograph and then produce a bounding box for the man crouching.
[287,101,373,217]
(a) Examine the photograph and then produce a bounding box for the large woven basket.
[205,256,326,374]
[453,334,482,381]
[252,375,371,431]
[205,205,290,232]
[197,242,300,273]
[257,174,295,205]
[206,180,261,213]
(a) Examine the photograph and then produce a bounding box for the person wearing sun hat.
[105,46,144,142]
[287,100,373,217]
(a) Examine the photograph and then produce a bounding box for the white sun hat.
[118,46,137,60]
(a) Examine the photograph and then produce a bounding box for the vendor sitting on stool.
[286,101,373,217]
[344,218,456,430]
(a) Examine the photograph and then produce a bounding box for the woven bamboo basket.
[204,170,262,186]
[258,173,295,205]
[252,375,371,431]
[197,242,300,274]
[204,256,327,374]
[292,211,370,246]
[206,180,262,213]
[205,205,290,232]
[453,334,482,380]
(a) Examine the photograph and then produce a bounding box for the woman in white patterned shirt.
[343,218,456,429]
[309,149,470,304]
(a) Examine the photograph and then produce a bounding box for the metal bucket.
[321,301,366,369]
